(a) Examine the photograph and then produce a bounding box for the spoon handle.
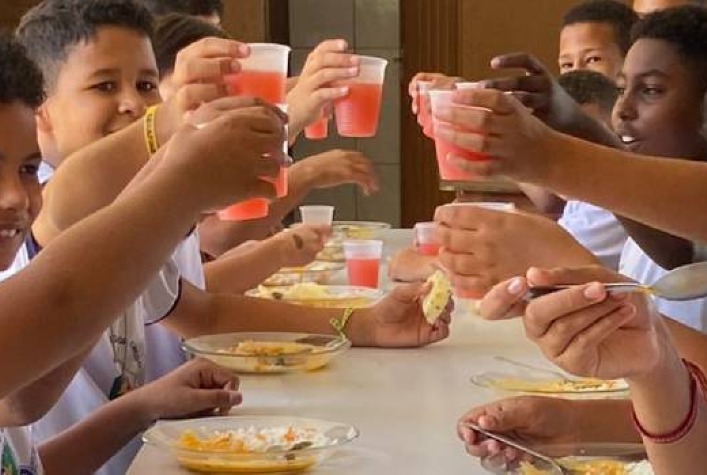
[525,282,646,301]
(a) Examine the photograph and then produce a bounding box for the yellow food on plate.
[490,377,626,393]
[176,456,316,473]
[520,459,628,475]
[251,283,378,308]
[223,341,316,357]
[421,271,452,323]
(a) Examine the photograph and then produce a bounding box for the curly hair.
[558,69,618,115]
[563,0,639,55]
[0,32,44,108]
[632,5,707,88]
[140,0,223,17]
[153,13,228,77]
[16,0,154,91]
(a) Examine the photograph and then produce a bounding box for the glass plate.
[470,371,629,394]
[480,443,650,475]
[143,415,359,473]
[245,285,384,308]
[261,262,345,287]
[183,332,351,374]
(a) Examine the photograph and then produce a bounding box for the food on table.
[489,377,627,393]
[250,283,380,308]
[422,270,452,323]
[221,340,316,357]
[261,262,343,286]
[519,459,654,475]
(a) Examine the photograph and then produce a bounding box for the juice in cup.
[429,89,489,182]
[416,80,434,138]
[220,44,290,221]
[414,222,440,256]
[334,55,388,138]
[343,240,383,288]
[305,116,328,140]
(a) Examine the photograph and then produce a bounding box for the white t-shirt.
[620,237,707,332]
[0,427,42,475]
[558,200,627,270]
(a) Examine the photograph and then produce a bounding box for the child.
[633,0,706,16]
[559,0,638,78]
[141,0,223,24]
[16,3,452,473]
[0,31,279,474]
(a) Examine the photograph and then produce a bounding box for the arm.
[516,182,565,216]
[204,225,327,294]
[387,247,437,283]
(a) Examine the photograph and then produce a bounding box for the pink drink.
[304,116,328,140]
[346,258,380,288]
[335,83,383,137]
[218,199,269,221]
[224,70,286,104]
[434,131,482,181]
[274,166,288,198]
[417,243,440,256]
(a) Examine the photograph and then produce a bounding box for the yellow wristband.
[330,307,355,340]
[144,105,159,155]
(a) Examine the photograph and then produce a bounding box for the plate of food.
[480,443,651,475]
[260,262,345,287]
[470,371,628,394]
[246,283,384,308]
[143,415,359,473]
[183,332,351,373]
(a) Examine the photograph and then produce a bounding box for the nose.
[614,92,637,123]
[118,88,148,118]
[0,171,30,213]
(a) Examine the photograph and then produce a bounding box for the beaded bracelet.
[631,359,706,444]
[144,105,160,156]
[330,307,355,340]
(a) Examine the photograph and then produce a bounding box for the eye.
[91,81,117,93]
[19,162,40,177]
[642,85,664,97]
[559,62,573,71]
[616,85,626,96]
[137,80,158,94]
[586,56,603,64]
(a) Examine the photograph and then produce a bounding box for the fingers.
[478,277,528,321]
[173,38,250,86]
[526,265,628,287]
[450,89,518,115]
[389,281,427,304]
[489,52,548,76]
[174,83,229,111]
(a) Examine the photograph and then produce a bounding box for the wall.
[289,0,402,226]
[0,0,38,29]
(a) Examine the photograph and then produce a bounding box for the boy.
[141,0,223,24]
[0,31,281,474]
[559,0,638,79]
[447,4,707,460]
[15,2,452,473]
[633,0,706,16]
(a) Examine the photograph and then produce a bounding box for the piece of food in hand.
[421,270,452,323]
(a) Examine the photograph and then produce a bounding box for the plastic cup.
[305,115,329,140]
[334,55,388,137]
[429,90,490,182]
[300,205,335,226]
[455,81,482,90]
[224,43,291,104]
[416,80,434,138]
[414,222,440,256]
[343,240,383,288]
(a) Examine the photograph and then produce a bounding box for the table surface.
[128,229,548,475]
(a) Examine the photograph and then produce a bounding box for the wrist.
[118,390,158,430]
[154,102,180,148]
[344,308,376,346]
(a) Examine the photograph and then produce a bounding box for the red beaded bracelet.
[631,359,706,444]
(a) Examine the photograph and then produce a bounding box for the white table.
[128,230,547,475]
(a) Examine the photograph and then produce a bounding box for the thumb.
[389,282,429,303]
[192,388,243,413]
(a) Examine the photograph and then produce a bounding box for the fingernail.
[231,60,241,72]
[238,44,250,56]
[584,282,605,301]
[337,86,349,95]
[337,39,348,50]
[618,304,635,318]
[349,55,360,65]
[229,392,242,405]
[507,278,525,295]
[347,66,359,76]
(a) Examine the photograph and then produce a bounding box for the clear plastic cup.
[416,80,434,138]
[224,43,291,104]
[343,240,383,288]
[429,90,490,182]
[414,222,440,256]
[300,205,335,226]
[444,202,516,212]
[455,81,482,90]
[335,55,388,137]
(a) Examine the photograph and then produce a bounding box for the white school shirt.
[620,237,707,332]
[558,200,627,270]
[0,427,42,475]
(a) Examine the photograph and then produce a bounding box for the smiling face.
[559,22,625,78]
[37,26,161,166]
[0,102,42,269]
[612,38,707,159]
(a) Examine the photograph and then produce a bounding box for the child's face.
[0,103,42,270]
[559,22,625,79]
[39,26,161,165]
[633,0,690,17]
[613,38,706,159]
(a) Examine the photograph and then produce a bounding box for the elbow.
[0,396,52,426]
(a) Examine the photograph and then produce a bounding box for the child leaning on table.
[0,32,280,475]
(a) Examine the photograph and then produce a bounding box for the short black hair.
[0,32,44,108]
[16,0,154,91]
[153,13,228,77]
[558,69,618,114]
[563,0,639,56]
[632,6,707,88]
[141,0,223,17]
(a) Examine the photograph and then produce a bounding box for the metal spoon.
[526,261,707,301]
[468,423,576,475]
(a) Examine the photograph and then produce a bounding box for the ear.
[35,102,53,134]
